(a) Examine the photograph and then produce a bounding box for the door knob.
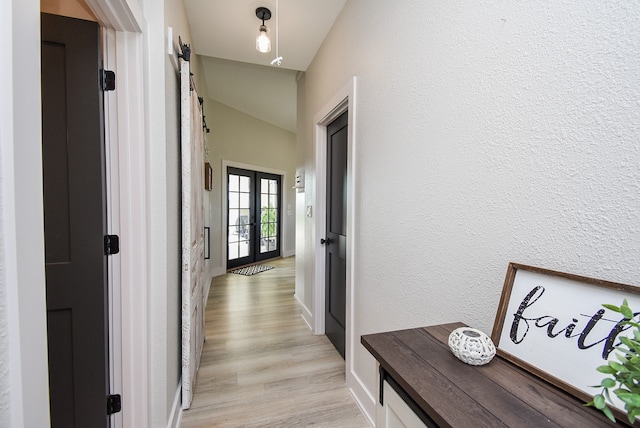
[320,238,333,245]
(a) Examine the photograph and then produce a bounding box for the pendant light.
[255,7,272,53]
[270,0,283,66]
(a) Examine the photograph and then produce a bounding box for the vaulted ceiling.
[184,0,347,132]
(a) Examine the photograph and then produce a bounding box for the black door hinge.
[100,69,116,91]
[104,235,120,255]
[107,394,121,415]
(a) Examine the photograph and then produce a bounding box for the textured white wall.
[295,72,308,309]
[204,99,297,275]
[301,0,640,420]
[146,0,172,424]
[0,2,11,422]
[1,0,51,426]
[0,237,7,428]
[148,0,207,423]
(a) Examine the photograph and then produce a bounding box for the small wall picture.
[204,162,212,191]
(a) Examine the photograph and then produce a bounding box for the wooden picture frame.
[492,263,640,421]
[204,162,212,191]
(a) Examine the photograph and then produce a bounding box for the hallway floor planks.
[180,257,370,428]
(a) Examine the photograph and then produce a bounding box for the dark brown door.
[41,13,109,428]
[324,111,348,359]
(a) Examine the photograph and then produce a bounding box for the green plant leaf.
[593,394,607,410]
[597,365,617,374]
[602,406,616,423]
[615,390,640,411]
[601,378,616,388]
[619,336,632,347]
[616,391,640,407]
[616,353,629,365]
[610,361,628,372]
[621,305,634,319]
[620,336,640,350]
[620,320,640,330]
[590,301,640,422]
[603,304,622,312]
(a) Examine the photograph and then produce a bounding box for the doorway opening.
[313,77,357,384]
[227,167,282,269]
[323,110,348,359]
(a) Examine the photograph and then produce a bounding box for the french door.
[227,167,281,269]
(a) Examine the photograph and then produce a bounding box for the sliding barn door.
[180,57,206,409]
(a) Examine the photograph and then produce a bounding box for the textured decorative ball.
[448,327,496,366]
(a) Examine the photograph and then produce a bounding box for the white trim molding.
[85,0,143,32]
[87,1,149,426]
[296,294,314,331]
[312,77,367,419]
[312,77,356,336]
[103,29,149,428]
[3,1,51,426]
[167,379,183,428]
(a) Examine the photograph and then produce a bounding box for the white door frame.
[4,1,50,426]
[313,76,357,366]
[85,1,148,427]
[5,1,149,426]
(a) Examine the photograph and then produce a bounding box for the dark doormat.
[229,264,274,276]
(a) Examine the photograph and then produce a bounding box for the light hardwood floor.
[180,257,370,428]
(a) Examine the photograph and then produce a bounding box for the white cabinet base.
[376,380,427,428]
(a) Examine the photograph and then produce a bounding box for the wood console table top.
[362,322,616,428]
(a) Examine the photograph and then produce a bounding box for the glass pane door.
[257,173,280,261]
[227,168,281,269]
[227,169,254,268]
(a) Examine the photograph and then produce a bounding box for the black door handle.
[320,238,334,245]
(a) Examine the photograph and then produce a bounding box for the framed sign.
[492,263,640,421]
[204,162,212,191]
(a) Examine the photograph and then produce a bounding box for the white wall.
[0,0,51,427]
[295,72,308,311]
[2,0,208,426]
[301,0,640,421]
[204,99,297,276]
[148,0,208,424]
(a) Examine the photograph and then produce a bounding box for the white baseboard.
[211,266,226,278]
[295,294,313,331]
[167,379,182,428]
[348,371,376,427]
[283,248,295,258]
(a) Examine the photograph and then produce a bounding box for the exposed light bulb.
[256,25,271,53]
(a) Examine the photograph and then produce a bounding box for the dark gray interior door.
[41,13,109,428]
[324,111,348,359]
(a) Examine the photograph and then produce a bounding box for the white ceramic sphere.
[448,327,496,366]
